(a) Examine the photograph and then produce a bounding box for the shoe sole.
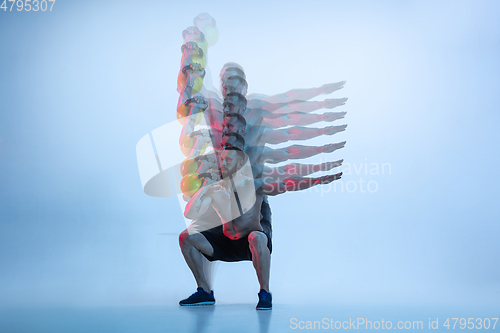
[256,307,272,310]
[180,301,215,306]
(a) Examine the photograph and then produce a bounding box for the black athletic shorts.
[201,225,272,262]
[261,195,272,239]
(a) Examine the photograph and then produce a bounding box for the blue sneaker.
[256,289,272,310]
[179,287,215,306]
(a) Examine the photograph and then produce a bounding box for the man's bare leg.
[179,229,214,291]
[203,257,218,289]
[248,231,271,292]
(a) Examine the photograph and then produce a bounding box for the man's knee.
[248,231,268,250]
[179,229,198,248]
[179,229,190,248]
[179,229,205,249]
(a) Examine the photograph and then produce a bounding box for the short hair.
[223,75,248,91]
[224,113,246,127]
[220,63,246,79]
[222,67,246,79]
[222,132,245,148]
[225,92,247,108]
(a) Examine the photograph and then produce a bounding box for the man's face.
[220,135,243,150]
[222,96,243,116]
[220,149,242,178]
[221,76,244,97]
[222,116,244,135]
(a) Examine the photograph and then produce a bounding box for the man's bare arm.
[259,125,347,145]
[257,172,343,196]
[247,81,346,104]
[256,159,343,178]
[260,141,346,164]
[261,111,346,128]
[270,97,348,114]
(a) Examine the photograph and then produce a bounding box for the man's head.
[220,132,245,150]
[222,75,247,97]
[220,65,247,96]
[220,63,246,80]
[222,113,246,135]
[220,146,247,179]
[223,92,247,116]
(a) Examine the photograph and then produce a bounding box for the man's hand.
[181,42,202,56]
[321,97,348,109]
[321,81,346,95]
[182,63,204,73]
[193,12,216,31]
[189,128,210,138]
[192,95,209,110]
[194,155,208,162]
[182,26,204,42]
[184,64,205,88]
[209,184,230,201]
[197,170,220,182]
[322,111,347,122]
[322,141,346,153]
[209,170,220,181]
[195,153,216,164]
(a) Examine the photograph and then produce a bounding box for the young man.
[179,147,272,310]
[179,147,342,310]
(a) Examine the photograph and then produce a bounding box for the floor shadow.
[256,309,272,333]
[179,306,215,333]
